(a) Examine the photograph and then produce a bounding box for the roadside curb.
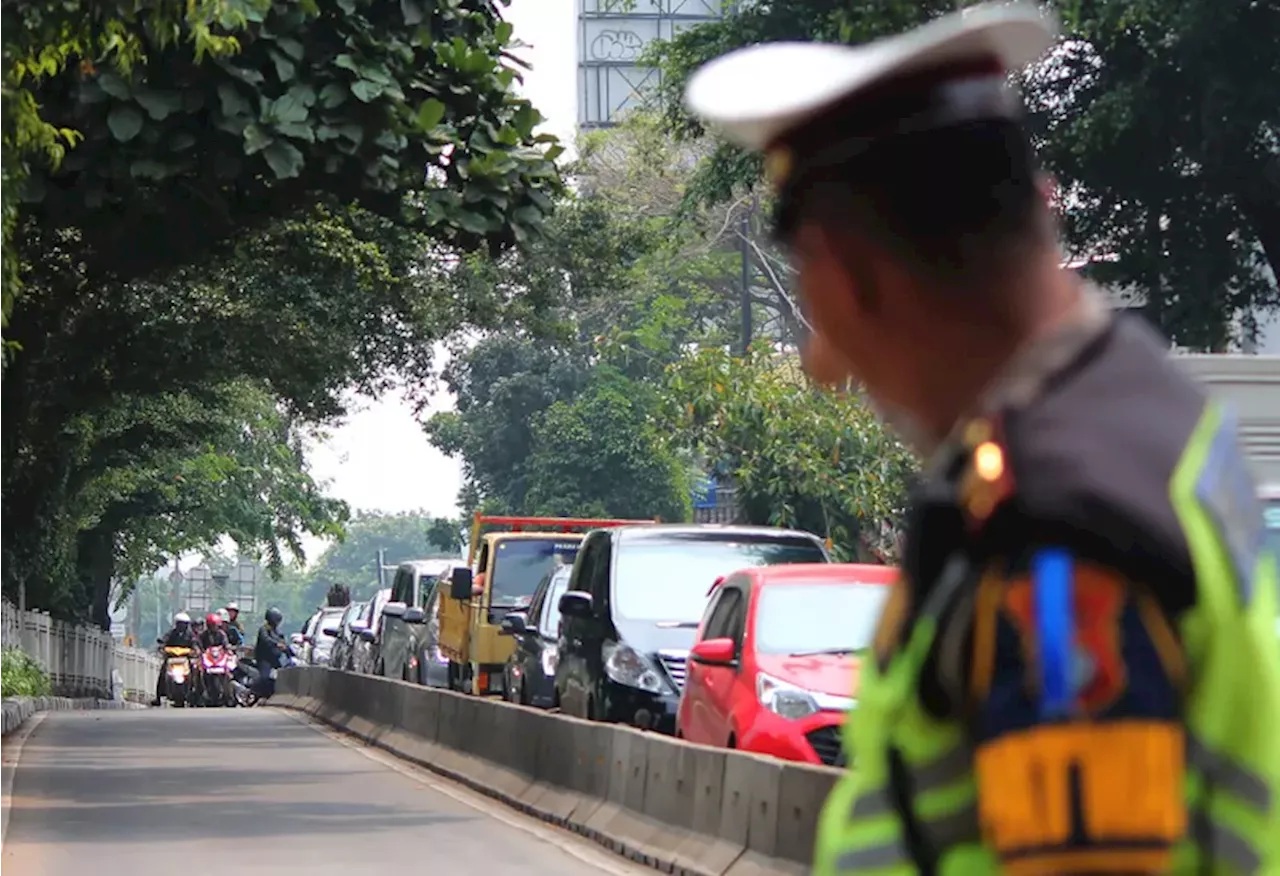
[1,696,145,738]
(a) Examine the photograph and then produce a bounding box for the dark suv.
[553,524,829,734]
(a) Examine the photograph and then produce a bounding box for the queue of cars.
[305,514,896,769]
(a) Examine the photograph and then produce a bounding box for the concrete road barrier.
[1,696,143,737]
[269,667,841,876]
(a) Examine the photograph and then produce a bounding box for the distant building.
[577,0,725,130]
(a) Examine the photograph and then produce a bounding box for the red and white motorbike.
[200,645,234,707]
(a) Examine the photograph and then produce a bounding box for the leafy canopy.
[646,0,1278,349]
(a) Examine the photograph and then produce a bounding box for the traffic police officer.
[685,3,1280,873]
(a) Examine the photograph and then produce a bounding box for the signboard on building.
[578,0,724,129]
[182,559,260,616]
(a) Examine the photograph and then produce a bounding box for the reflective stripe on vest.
[828,558,986,874]
[835,746,982,871]
[1169,400,1280,874]
[1186,734,1273,872]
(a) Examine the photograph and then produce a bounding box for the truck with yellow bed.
[439,513,654,696]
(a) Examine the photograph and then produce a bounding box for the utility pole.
[376,548,387,589]
[739,199,754,355]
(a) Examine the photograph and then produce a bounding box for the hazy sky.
[297,0,579,562]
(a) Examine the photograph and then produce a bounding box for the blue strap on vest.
[1032,548,1074,720]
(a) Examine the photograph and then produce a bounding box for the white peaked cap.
[684,2,1059,151]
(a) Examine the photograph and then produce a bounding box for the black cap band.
[769,75,1023,241]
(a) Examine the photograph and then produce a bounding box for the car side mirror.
[358,628,376,643]
[322,626,340,637]
[403,606,426,624]
[290,633,304,646]
[350,620,369,634]
[381,601,406,619]
[303,635,315,645]
[499,613,527,636]
[450,567,474,600]
[558,590,593,619]
[690,637,737,667]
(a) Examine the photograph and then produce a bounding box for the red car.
[676,562,896,766]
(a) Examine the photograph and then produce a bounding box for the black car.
[554,524,830,734]
[500,564,573,708]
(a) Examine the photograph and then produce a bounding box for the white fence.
[1,599,161,701]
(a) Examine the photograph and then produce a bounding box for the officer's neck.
[915,260,1086,454]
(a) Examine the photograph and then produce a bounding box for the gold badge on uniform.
[958,416,1015,530]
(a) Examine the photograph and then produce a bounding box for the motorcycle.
[232,648,262,707]
[239,645,298,704]
[200,645,234,707]
[162,645,196,707]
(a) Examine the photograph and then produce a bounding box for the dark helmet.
[265,607,283,626]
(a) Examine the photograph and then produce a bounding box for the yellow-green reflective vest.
[812,401,1280,875]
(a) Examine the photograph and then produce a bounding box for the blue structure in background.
[691,475,717,510]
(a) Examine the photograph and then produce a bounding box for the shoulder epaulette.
[956,415,1016,532]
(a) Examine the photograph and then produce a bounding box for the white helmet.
[216,608,231,623]
[174,611,191,624]
[225,601,239,612]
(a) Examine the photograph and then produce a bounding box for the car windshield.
[613,536,827,623]
[539,568,574,637]
[490,539,580,607]
[753,583,891,655]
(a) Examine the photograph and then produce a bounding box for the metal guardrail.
[2,599,161,701]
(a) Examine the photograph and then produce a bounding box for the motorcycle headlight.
[756,672,820,720]
[602,642,667,694]
[540,644,559,677]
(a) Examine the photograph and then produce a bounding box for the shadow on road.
[6,708,475,845]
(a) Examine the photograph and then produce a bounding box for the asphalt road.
[1,707,649,876]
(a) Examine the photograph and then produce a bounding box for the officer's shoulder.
[961,317,1207,602]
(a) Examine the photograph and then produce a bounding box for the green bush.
[1,647,52,698]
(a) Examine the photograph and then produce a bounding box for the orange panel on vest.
[975,721,1186,870]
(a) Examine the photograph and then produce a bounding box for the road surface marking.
[1,712,47,853]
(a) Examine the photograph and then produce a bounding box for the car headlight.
[602,642,666,694]
[757,672,820,720]
[540,644,559,677]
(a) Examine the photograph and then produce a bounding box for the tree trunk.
[77,526,117,631]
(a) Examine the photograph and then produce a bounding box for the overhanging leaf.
[350,79,384,102]
[134,89,183,120]
[242,123,274,155]
[107,105,144,142]
[262,141,304,179]
[416,98,446,131]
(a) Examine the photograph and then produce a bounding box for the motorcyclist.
[151,611,197,706]
[224,601,246,642]
[200,612,230,649]
[255,607,290,669]
[217,608,243,647]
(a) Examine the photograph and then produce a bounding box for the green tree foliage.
[302,510,464,607]
[426,115,913,552]
[1,647,54,698]
[3,205,440,622]
[1022,0,1280,350]
[3,0,569,624]
[663,348,917,561]
[647,0,1278,348]
[523,368,691,522]
[427,333,593,514]
[3,0,562,324]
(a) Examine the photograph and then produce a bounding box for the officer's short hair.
[788,118,1049,291]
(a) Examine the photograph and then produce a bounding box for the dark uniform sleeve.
[936,409,1193,874]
